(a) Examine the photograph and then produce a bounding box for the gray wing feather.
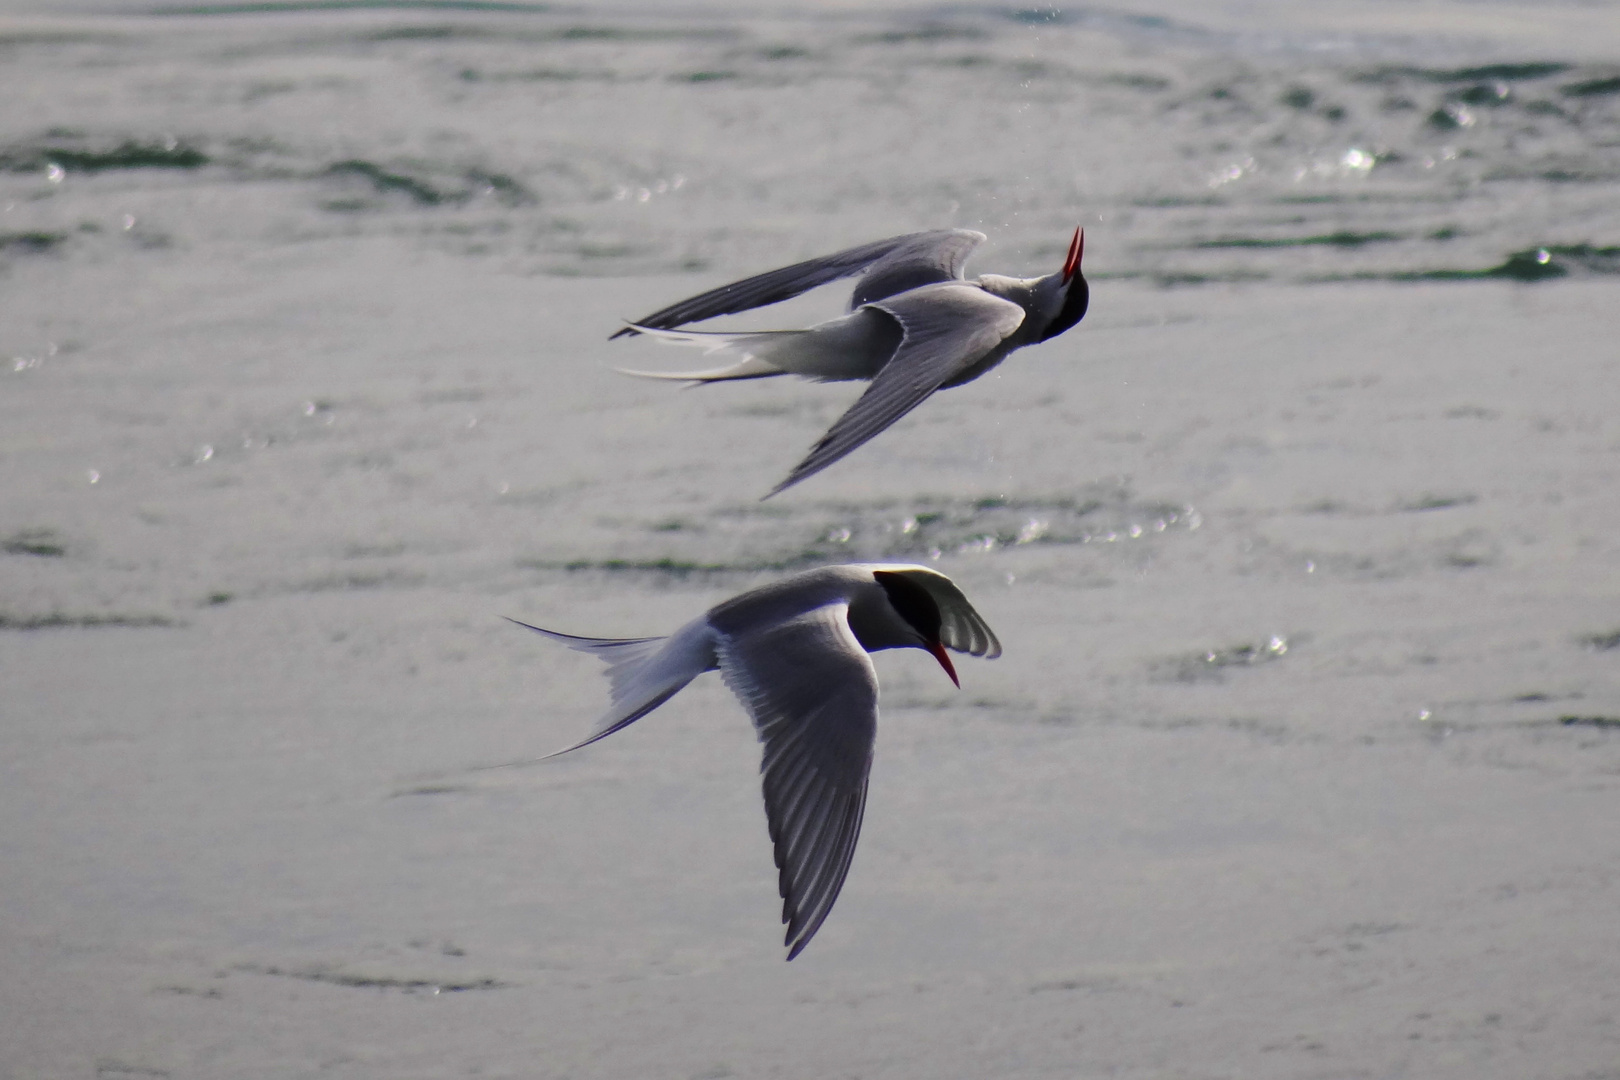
[716,603,879,960]
[766,284,1026,497]
[613,229,984,339]
[848,229,985,307]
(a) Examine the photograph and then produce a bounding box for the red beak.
[1061,226,1084,285]
[927,640,960,687]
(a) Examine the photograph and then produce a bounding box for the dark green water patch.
[364,23,491,41]
[1007,7,1067,24]
[853,25,988,45]
[325,160,447,205]
[0,612,179,629]
[1131,194,1222,208]
[1398,493,1477,512]
[553,25,733,42]
[0,138,208,174]
[1450,82,1512,106]
[1102,72,1171,92]
[1559,715,1620,729]
[3,529,66,556]
[1370,245,1620,283]
[1356,62,1570,84]
[1561,76,1620,98]
[673,70,737,83]
[1195,231,1401,249]
[461,66,615,82]
[237,963,508,993]
[322,160,532,207]
[1581,629,1620,651]
[0,231,67,254]
[1280,86,1315,109]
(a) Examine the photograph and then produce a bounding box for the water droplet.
[827,527,851,543]
[87,468,100,484]
[636,188,651,203]
[302,401,316,416]
[122,214,136,230]
[497,481,510,495]
[900,516,918,535]
[1128,523,1143,539]
[194,444,213,464]
[1305,560,1316,573]
[1534,249,1550,265]
[1418,709,1432,721]
[1015,518,1047,544]
[1267,635,1287,656]
[45,162,64,183]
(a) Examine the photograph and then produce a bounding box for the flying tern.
[513,563,1000,959]
[615,226,1090,496]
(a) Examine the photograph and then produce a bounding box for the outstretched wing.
[766,283,1026,497]
[716,603,879,960]
[613,229,984,339]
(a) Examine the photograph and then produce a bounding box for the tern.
[615,226,1089,496]
[513,563,1000,959]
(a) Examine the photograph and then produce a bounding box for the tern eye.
[872,571,943,640]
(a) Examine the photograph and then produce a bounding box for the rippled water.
[6,7,1620,1079]
[3,3,1617,287]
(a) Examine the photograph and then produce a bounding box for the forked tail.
[615,324,796,383]
[508,617,719,755]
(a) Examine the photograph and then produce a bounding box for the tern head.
[1037,226,1089,343]
[872,569,959,686]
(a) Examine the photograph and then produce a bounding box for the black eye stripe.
[873,571,942,640]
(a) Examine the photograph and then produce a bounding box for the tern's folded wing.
[716,603,879,960]
[613,229,984,338]
[766,284,1026,496]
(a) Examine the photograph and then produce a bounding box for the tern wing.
[767,283,1026,497]
[848,228,984,307]
[612,229,984,339]
[716,603,879,960]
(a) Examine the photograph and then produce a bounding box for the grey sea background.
[3,1,1619,1077]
